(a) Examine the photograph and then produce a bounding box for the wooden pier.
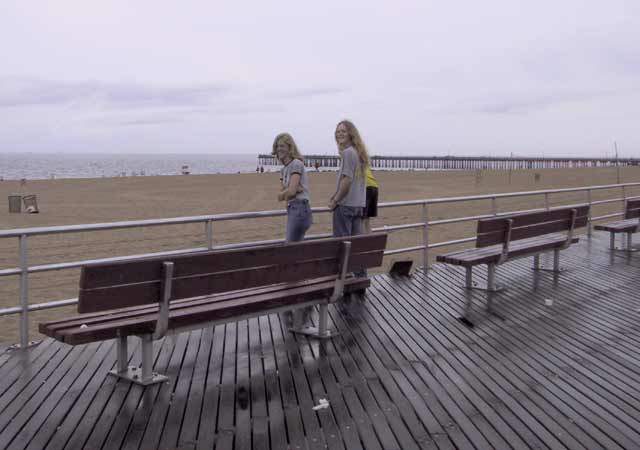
[1,231,640,449]
[258,154,640,170]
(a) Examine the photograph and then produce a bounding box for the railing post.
[422,203,429,273]
[587,189,593,238]
[491,197,497,216]
[544,193,550,210]
[205,220,213,250]
[19,234,29,348]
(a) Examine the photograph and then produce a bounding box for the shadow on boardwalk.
[1,233,639,450]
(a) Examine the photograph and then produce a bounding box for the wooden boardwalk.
[1,232,640,450]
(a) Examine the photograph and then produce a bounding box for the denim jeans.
[332,205,366,277]
[285,199,313,327]
[332,205,363,238]
[286,199,312,242]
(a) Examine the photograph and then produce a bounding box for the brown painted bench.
[437,206,589,323]
[594,198,640,252]
[39,233,387,385]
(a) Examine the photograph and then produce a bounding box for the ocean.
[0,153,268,180]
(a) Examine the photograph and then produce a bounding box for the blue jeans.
[332,205,363,238]
[285,199,313,326]
[286,199,312,242]
[332,205,366,277]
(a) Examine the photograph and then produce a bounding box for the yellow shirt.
[365,167,379,188]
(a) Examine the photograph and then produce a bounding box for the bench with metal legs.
[438,206,588,326]
[595,198,640,253]
[40,234,388,386]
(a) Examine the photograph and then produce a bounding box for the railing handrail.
[2,180,639,347]
[2,181,640,239]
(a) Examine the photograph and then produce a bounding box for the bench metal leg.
[484,264,506,319]
[609,231,640,253]
[109,334,169,386]
[625,232,640,252]
[291,309,304,331]
[487,263,496,290]
[318,304,329,336]
[610,232,616,250]
[140,335,155,383]
[465,264,502,292]
[458,265,505,327]
[116,336,128,373]
[289,303,338,339]
[532,250,564,273]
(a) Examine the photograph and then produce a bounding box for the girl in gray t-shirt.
[329,120,370,238]
[272,133,313,242]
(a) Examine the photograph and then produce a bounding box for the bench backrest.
[78,233,387,314]
[475,205,589,248]
[624,199,640,219]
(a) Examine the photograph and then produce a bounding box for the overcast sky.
[1,1,638,157]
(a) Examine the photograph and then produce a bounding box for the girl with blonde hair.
[272,133,312,242]
[328,120,369,238]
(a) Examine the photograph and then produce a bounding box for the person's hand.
[277,192,286,202]
[328,199,337,210]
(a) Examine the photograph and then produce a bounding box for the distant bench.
[39,233,387,385]
[437,205,589,324]
[594,198,640,252]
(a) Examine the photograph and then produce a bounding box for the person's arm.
[278,173,301,201]
[328,175,352,210]
[329,149,357,209]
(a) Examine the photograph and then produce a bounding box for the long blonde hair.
[335,120,370,174]
[271,133,304,163]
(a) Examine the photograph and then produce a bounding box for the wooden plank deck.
[1,232,640,450]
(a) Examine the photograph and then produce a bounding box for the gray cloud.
[272,87,348,99]
[1,2,639,156]
[0,77,233,109]
[104,117,186,127]
[83,102,287,129]
[477,86,623,115]
[472,93,589,115]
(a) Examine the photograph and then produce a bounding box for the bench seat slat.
[624,199,640,219]
[476,216,587,248]
[41,275,343,332]
[594,219,638,233]
[437,235,578,267]
[476,206,589,233]
[78,250,383,313]
[42,277,370,345]
[81,233,387,289]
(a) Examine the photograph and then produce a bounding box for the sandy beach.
[1,166,639,344]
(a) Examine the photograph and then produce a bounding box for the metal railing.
[1,181,639,347]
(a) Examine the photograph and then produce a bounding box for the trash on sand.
[80,324,88,329]
[544,298,553,306]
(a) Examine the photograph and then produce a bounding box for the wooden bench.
[594,198,640,252]
[39,233,387,385]
[436,206,589,322]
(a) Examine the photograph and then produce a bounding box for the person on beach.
[328,120,369,238]
[363,167,379,233]
[272,133,312,242]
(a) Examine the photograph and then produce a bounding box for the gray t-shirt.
[281,158,310,203]
[335,147,366,207]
